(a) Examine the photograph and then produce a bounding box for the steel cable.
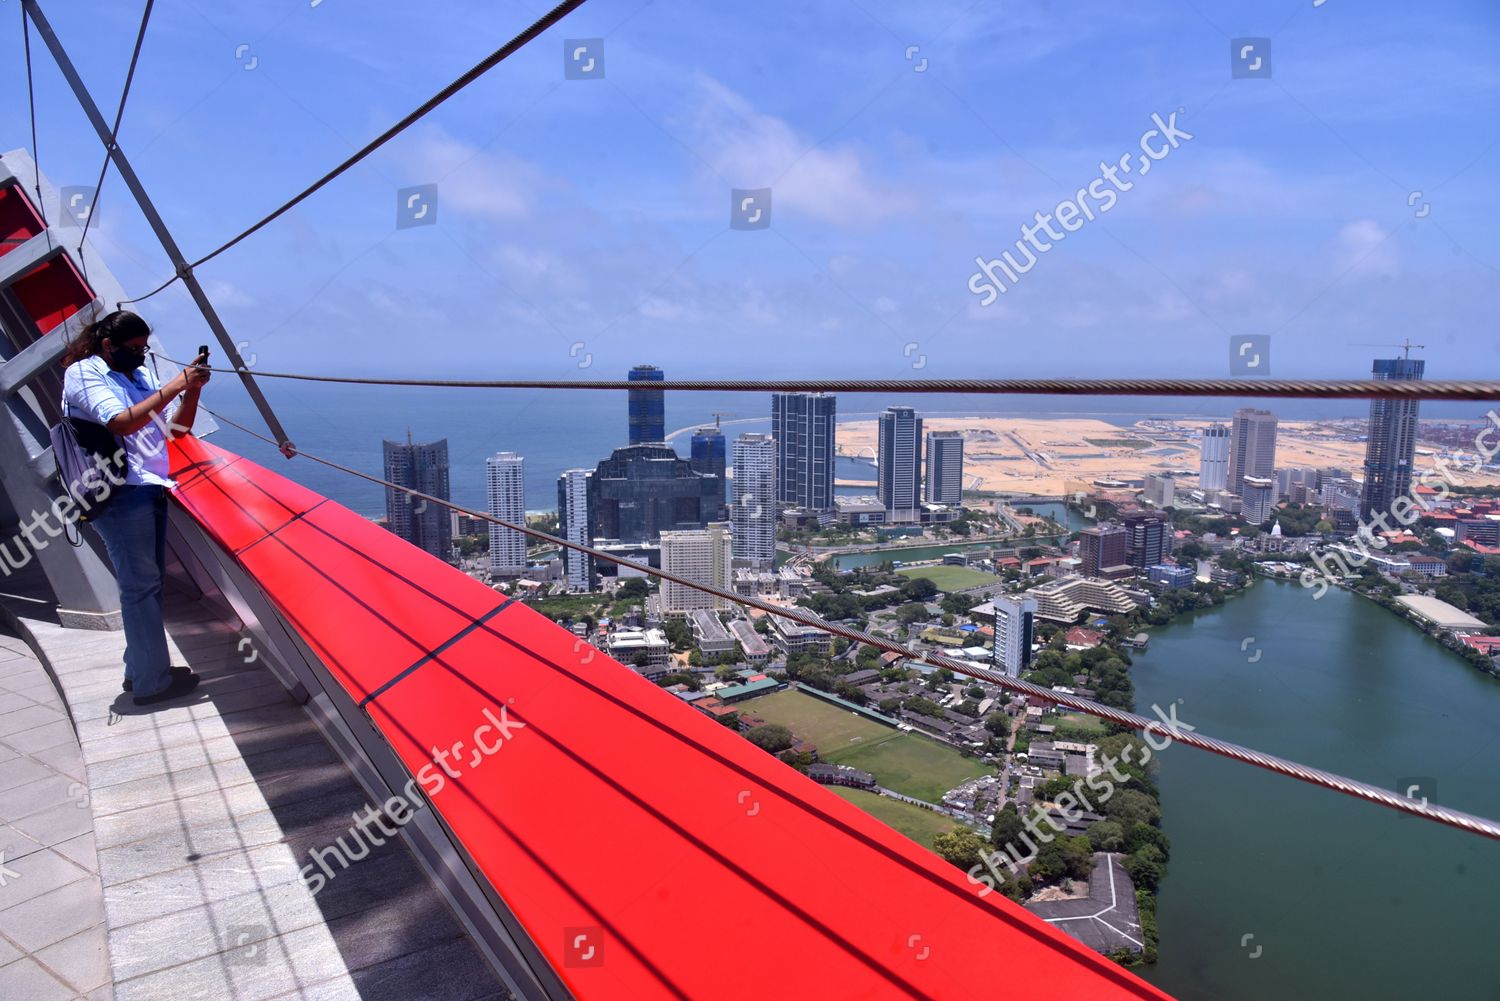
[76,0,154,274]
[152,356,1500,402]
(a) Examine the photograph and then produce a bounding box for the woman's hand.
[183,353,211,392]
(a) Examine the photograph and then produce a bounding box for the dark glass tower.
[771,392,837,512]
[877,406,923,517]
[587,444,724,543]
[382,435,452,560]
[690,426,727,509]
[628,364,665,444]
[1361,356,1425,519]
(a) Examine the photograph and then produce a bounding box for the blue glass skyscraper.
[690,425,727,508]
[628,364,665,444]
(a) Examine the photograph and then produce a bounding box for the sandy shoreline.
[833,415,1500,497]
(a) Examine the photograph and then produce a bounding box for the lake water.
[1131,579,1500,1001]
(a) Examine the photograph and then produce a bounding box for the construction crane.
[1350,339,1425,358]
[711,411,734,429]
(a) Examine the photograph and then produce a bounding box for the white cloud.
[684,76,915,226]
[393,126,541,220]
[1335,219,1398,279]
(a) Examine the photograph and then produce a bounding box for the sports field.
[739,689,991,802]
[894,565,1002,592]
[826,787,964,849]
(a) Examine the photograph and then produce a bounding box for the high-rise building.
[485,452,526,577]
[659,522,733,614]
[878,406,923,521]
[992,594,1036,679]
[772,392,837,512]
[1122,509,1171,568]
[382,435,451,560]
[628,364,665,444]
[1361,356,1425,519]
[1142,473,1176,509]
[588,444,724,544]
[1228,408,1277,496]
[1078,522,1128,578]
[557,468,593,591]
[690,425,727,511]
[924,430,964,505]
[1199,423,1230,492]
[1241,476,1276,526]
[731,433,776,566]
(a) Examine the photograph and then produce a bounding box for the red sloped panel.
[167,436,1175,1001]
[0,182,46,254]
[170,436,322,556]
[11,254,93,336]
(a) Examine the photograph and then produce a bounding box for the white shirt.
[62,356,179,488]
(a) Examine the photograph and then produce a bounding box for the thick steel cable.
[76,0,154,270]
[155,356,1500,402]
[200,405,1500,842]
[119,0,589,306]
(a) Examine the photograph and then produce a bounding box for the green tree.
[1103,789,1161,828]
[1123,854,1163,891]
[905,696,944,717]
[616,577,650,601]
[932,827,988,871]
[1084,820,1125,853]
[990,803,1025,850]
[896,603,930,626]
[663,618,692,651]
[745,724,794,753]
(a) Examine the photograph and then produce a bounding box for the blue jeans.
[92,485,171,697]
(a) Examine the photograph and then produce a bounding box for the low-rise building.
[1395,594,1488,635]
[769,614,832,655]
[690,609,736,655]
[1148,563,1196,589]
[1405,555,1448,578]
[807,763,876,789]
[835,496,888,526]
[606,628,672,679]
[1028,575,1142,624]
[727,618,771,664]
[716,675,781,702]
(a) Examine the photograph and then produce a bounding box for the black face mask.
[107,343,148,371]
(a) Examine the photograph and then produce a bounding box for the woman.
[60,310,210,705]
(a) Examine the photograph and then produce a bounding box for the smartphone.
[198,344,210,365]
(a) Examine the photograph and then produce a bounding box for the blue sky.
[6,0,1498,384]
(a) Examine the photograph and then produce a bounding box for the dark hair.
[63,310,151,367]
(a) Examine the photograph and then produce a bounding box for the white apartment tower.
[1199,424,1230,493]
[557,468,592,591]
[992,594,1037,679]
[659,522,733,614]
[486,452,526,577]
[731,433,776,566]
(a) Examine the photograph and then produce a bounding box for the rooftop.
[1395,594,1489,632]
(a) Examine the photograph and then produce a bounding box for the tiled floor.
[0,630,113,1001]
[0,585,509,1000]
